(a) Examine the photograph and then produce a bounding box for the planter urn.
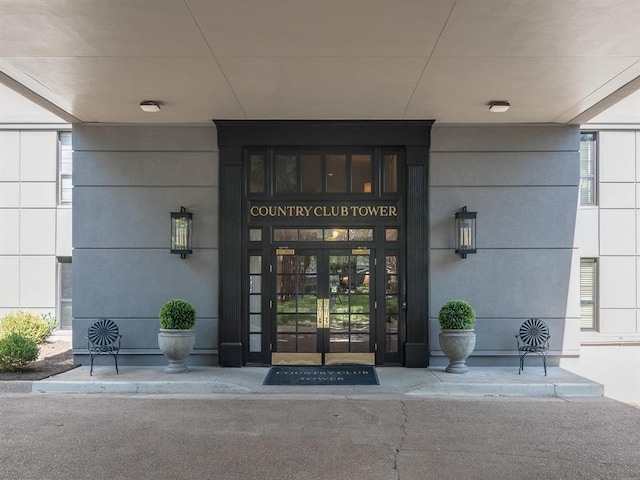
[158,329,195,373]
[438,329,476,374]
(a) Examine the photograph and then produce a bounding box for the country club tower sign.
[249,203,399,220]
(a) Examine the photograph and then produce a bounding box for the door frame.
[270,248,377,365]
[216,120,433,367]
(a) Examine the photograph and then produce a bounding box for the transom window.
[273,228,374,242]
[247,149,400,196]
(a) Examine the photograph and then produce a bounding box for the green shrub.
[438,300,476,329]
[159,299,197,329]
[41,313,58,334]
[0,311,54,344]
[0,333,40,372]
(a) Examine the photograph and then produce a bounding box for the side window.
[579,132,597,206]
[580,258,597,331]
[59,131,73,205]
[58,258,73,330]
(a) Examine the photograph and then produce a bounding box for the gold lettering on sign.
[250,205,398,218]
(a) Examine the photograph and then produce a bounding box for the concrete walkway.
[2,364,603,398]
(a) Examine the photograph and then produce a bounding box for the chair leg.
[114,352,119,375]
[542,355,547,376]
[518,355,523,374]
[90,354,94,376]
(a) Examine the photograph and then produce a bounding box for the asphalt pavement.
[0,393,638,480]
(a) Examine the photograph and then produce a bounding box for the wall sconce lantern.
[171,207,193,259]
[455,206,477,258]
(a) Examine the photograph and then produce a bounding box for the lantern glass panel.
[171,213,192,253]
[454,210,476,256]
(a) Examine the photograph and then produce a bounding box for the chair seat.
[518,345,547,353]
[91,345,119,352]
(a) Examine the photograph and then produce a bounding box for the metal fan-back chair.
[87,319,122,375]
[515,318,550,376]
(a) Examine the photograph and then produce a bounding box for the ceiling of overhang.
[0,0,639,125]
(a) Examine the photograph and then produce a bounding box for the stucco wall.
[71,125,219,365]
[429,125,581,365]
[71,122,583,367]
[0,129,70,319]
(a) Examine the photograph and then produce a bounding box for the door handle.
[317,298,330,329]
[323,298,330,329]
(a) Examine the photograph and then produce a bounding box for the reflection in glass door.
[272,250,374,365]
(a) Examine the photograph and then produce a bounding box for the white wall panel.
[598,309,637,334]
[599,256,636,309]
[599,209,636,256]
[599,131,636,182]
[0,209,19,254]
[56,207,72,257]
[0,131,20,181]
[19,182,57,207]
[0,256,20,307]
[19,256,55,308]
[19,131,57,181]
[637,131,640,182]
[20,209,56,254]
[637,256,640,309]
[0,182,19,207]
[599,182,635,209]
[575,208,599,256]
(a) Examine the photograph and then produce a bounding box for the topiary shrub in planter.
[438,300,476,330]
[0,311,55,344]
[158,299,197,373]
[438,300,476,374]
[159,299,196,330]
[0,333,40,372]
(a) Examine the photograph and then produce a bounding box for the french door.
[271,249,375,365]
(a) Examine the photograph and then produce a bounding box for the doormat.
[263,366,379,386]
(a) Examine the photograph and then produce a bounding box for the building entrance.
[217,120,433,368]
[272,249,375,366]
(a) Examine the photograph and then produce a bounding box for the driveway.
[1,394,638,479]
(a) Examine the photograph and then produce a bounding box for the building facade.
[0,84,72,327]
[70,121,581,367]
[576,123,640,342]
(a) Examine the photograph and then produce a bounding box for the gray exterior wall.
[0,128,72,319]
[429,125,581,366]
[72,125,219,366]
[576,129,640,341]
[71,122,583,367]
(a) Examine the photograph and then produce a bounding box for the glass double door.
[272,249,375,366]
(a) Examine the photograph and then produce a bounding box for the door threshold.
[272,353,322,366]
[325,353,375,366]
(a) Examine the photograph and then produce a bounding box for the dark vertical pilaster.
[218,145,243,366]
[405,145,430,367]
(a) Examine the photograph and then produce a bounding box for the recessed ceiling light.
[488,101,510,113]
[140,101,161,113]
